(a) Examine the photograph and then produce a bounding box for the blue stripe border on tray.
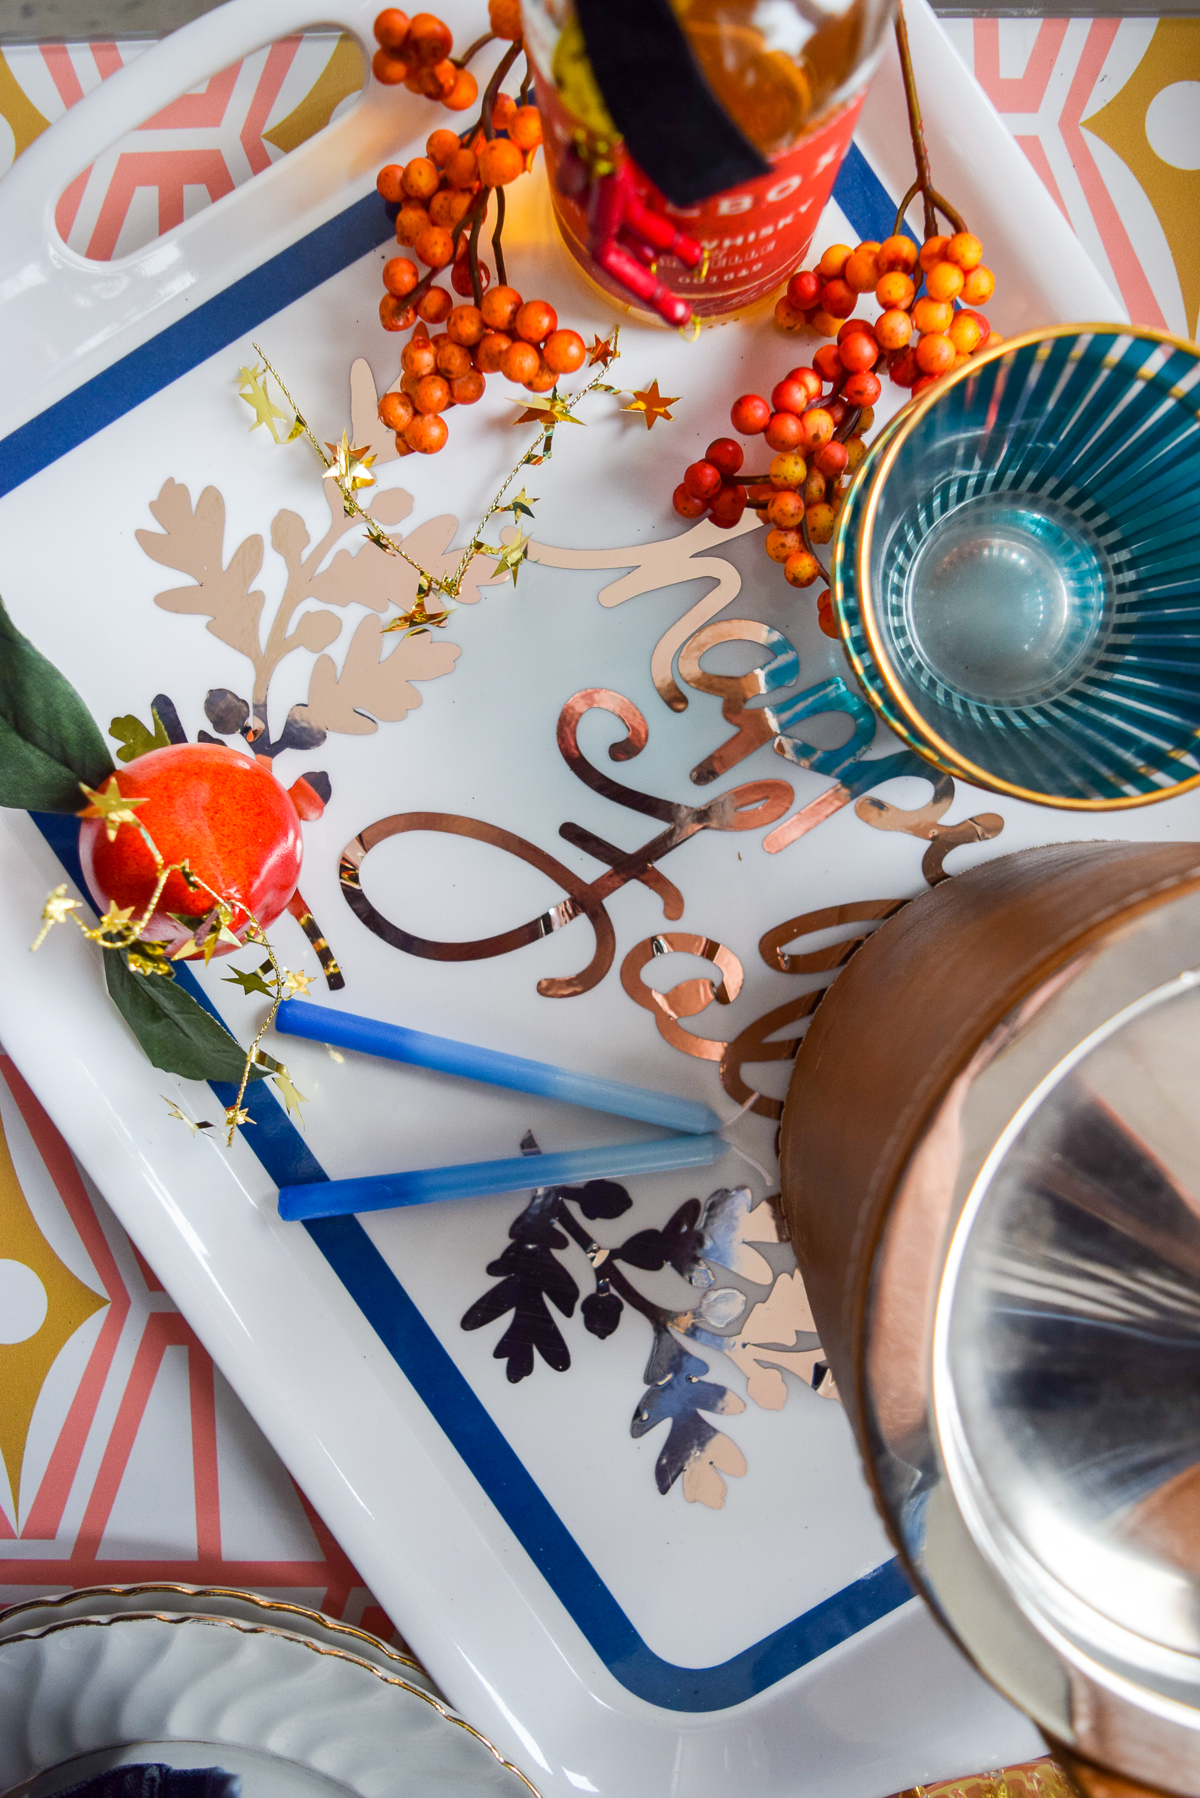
[20,140,915,1712]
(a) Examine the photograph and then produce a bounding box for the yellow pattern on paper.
[1083,21,1200,340]
[263,33,366,156]
[0,49,50,166]
[0,1107,107,1514]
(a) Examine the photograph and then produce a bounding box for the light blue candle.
[277,1133,721,1221]
[275,998,722,1136]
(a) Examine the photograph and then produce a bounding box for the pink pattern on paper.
[4,1057,131,1545]
[239,37,299,177]
[1059,20,1167,330]
[85,148,236,258]
[0,1056,399,1639]
[1014,134,1071,221]
[140,60,241,131]
[973,18,1069,114]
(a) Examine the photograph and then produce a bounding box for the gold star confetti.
[31,885,78,950]
[323,431,376,513]
[588,332,618,369]
[283,968,315,997]
[223,963,276,997]
[510,393,584,427]
[381,593,453,636]
[622,380,678,429]
[480,527,533,586]
[224,1105,255,1131]
[272,1067,308,1120]
[237,364,295,442]
[507,487,538,520]
[77,776,149,842]
[161,1097,216,1136]
[97,900,135,933]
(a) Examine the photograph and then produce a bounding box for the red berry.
[374,8,411,48]
[543,329,586,374]
[79,746,303,957]
[705,438,744,478]
[770,376,810,416]
[815,441,848,478]
[838,332,878,373]
[451,257,491,297]
[709,483,747,528]
[764,410,804,452]
[788,366,823,403]
[730,393,771,435]
[819,278,855,319]
[674,483,708,519]
[787,269,820,309]
[684,460,723,501]
[889,348,919,388]
[826,398,848,428]
[813,344,842,383]
[843,370,882,406]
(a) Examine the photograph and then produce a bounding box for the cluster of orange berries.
[376,271,586,455]
[377,99,542,296]
[776,230,1000,394]
[673,372,875,609]
[371,7,478,109]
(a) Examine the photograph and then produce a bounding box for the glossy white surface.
[0,1613,535,1795]
[0,3,1133,1794]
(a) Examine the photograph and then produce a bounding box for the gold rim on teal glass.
[836,322,1200,810]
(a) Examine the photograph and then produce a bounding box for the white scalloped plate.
[0,1612,538,1797]
[0,1582,440,1697]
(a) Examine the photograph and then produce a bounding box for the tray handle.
[0,0,470,433]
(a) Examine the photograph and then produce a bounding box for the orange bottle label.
[534,78,866,319]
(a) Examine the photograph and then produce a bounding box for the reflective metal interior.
[940,977,1200,1662]
[862,890,1200,1789]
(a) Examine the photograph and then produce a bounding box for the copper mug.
[781,842,1200,1797]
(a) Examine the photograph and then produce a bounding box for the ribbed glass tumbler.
[832,325,1200,808]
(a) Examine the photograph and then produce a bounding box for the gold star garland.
[621,380,678,429]
[33,777,309,1144]
[245,330,621,606]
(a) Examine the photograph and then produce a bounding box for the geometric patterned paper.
[0,1055,402,1648]
[0,31,364,261]
[942,16,1200,340]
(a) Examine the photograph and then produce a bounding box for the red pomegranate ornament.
[79,744,304,959]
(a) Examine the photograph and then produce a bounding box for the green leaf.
[0,592,114,811]
[105,949,269,1085]
[110,706,171,764]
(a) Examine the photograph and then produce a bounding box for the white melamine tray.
[0,1,1150,1792]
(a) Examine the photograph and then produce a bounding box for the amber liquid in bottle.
[674,0,867,156]
[527,0,891,319]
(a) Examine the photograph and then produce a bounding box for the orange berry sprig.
[376,282,586,456]
[775,231,1000,397]
[369,9,588,456]
[673,360,874,610]
[372,8,480,110]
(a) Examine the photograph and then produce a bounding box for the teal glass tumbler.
[832,325,1200,809]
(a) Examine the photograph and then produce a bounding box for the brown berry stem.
[491,185,508,287]
[452,29,496,69]
[480,35,523,138]
[467,205,486,306]
[518,53,533,106]
[892,1,968,240]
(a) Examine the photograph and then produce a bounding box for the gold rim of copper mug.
[849,321,1200,810]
